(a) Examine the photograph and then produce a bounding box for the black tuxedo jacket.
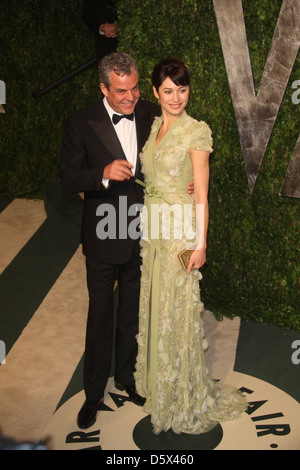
[83,0,118,60]
[60,98,160,264]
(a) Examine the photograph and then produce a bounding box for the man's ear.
[100,82,109,97]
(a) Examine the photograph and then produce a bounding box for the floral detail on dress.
[135,112,248,435]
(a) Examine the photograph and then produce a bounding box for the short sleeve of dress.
[190,120,213,153]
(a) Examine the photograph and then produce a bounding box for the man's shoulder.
[66,99,104,124]
[135,99,161,117]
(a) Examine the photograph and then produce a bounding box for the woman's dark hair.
[152,57,191,91]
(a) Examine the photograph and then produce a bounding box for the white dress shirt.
[102,97,137,188]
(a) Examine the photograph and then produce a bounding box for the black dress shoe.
[77,398,104,429]
[115,382,146,406]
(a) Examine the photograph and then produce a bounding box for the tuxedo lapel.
[88,100,126,160]
[134,103,154,178]
[135,103,153,155]
[87,99,156,177]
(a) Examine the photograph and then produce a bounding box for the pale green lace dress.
[135,111,248,435]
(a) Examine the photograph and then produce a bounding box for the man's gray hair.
[99,52,139,89]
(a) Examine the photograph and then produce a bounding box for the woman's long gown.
[135,111,248,435]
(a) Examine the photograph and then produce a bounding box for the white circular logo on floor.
[43,371,300,450]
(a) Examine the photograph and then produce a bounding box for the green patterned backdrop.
[0,0,299,328]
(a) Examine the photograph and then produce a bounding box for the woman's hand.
[186,248,206,274]
[187,180,194,194]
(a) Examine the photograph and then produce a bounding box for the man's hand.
[103,160,133,181]
[101,22,118,38]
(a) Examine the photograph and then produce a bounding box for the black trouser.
[83,247,141,401]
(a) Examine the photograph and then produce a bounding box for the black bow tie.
[112,113,134,125]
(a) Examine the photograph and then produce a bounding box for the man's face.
[100,69,140,115]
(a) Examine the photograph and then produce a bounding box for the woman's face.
[154,76,189,118]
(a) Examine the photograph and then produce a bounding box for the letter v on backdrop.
[213,0,300,197]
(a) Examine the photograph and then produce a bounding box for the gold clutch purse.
[178,242,198,270]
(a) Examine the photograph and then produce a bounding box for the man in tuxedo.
[83,0,118,61]
[60,52,160,429]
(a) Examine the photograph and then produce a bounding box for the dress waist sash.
[134,178,187,204]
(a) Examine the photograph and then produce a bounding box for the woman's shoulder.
[185,114,212,133]
[184,114,213,152]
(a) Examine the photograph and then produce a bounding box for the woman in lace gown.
[134,58,248,435]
